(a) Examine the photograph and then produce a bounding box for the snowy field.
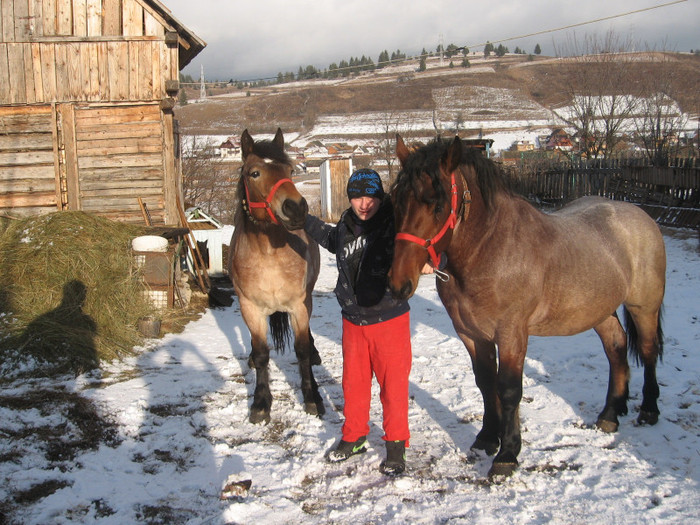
[0,225,698,524]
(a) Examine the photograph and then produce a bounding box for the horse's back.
[555,196,664,261]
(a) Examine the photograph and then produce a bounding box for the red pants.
[341,312,412,445]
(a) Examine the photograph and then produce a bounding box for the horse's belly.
[528,288,625,336]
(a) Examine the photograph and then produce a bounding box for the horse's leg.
[309,329,321,366]
[239,298,273,424]
[290,303,325,417]
[625,306,663,426]
[489,328,528,477]
[594,312,630,433]
[464,337,501,456]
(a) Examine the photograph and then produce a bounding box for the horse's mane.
[392,138,513,218]
[234,137,293,226]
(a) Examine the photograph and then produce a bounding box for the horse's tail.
[624,305,664,366]
[269,311,292,353]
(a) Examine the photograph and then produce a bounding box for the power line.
[462,0,687,49]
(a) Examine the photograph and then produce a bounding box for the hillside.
[174,52,700,149]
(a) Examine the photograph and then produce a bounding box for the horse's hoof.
[304,403,319,416]
[471,437,500,456]
[249,409,270,425]
[488,461,518,478]
[637,411,659,426]
[595,419,619,433]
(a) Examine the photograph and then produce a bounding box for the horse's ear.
[273,128,284,149]
[444,135,462,174]
[396,134,410,167]
[241,129,253,160]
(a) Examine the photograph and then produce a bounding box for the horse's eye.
[249,170,260,179]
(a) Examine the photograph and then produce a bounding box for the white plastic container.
[131,235,168,252]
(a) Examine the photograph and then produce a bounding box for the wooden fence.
[509,158,700,229]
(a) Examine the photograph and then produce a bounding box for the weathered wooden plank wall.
[0,105,58,216]
[74,104,166,223]
[0,102,168,222]
[0,0,179,105]
[0,0,195,224]
[0,40,173,104]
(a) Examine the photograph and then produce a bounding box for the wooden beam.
[162,110,178,225]
[58,104,81,210]
[165,79,179,95]
[52,103,64,210]
[159,97,175,111]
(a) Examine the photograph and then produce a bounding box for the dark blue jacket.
[304,199,409,326]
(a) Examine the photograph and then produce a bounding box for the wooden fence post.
[320,158,352,222]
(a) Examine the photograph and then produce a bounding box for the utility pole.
[199,65,206,100]
[439,33,444,67]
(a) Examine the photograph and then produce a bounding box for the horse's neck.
[450,172,509,258]
[233,208,283,244]
[457,170,488,229]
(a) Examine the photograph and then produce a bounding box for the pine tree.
[534,43,541,55]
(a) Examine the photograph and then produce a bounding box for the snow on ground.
[0,228,698,524]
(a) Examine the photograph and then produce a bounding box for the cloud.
[165,0,699,80]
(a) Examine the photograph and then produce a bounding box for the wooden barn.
[0,0,205,224]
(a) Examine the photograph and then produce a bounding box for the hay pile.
[0,212,155,377]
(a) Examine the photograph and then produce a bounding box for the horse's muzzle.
[280,198,308,230]
[390,279,415,301]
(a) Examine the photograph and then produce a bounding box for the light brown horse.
[229,128,323,424]
[389,135,666,476]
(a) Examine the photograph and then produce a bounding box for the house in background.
[0,0,205,224]
[544,129,574,152]
[218,138,240,160]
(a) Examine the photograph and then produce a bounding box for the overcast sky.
[163,0,699,82]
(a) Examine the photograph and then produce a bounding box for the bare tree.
[453,111,465,134]
[377,109,417,184]
[181,136,238,223]
[553,31,640,158]
[633,52,689,165]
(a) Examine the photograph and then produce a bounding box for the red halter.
[395,172,462,268]
[243,177,294,225]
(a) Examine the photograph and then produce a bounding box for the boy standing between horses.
[304,168,426,476]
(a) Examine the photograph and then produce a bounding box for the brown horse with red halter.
[389,134,666,477]
[229,128,323,424]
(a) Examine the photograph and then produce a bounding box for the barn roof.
[147,0,207,68]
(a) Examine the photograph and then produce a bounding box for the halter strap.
[243,177,293,225]
[395,171,470,268]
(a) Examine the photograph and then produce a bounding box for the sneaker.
[379,440,406,476]
[327,436,368,463]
